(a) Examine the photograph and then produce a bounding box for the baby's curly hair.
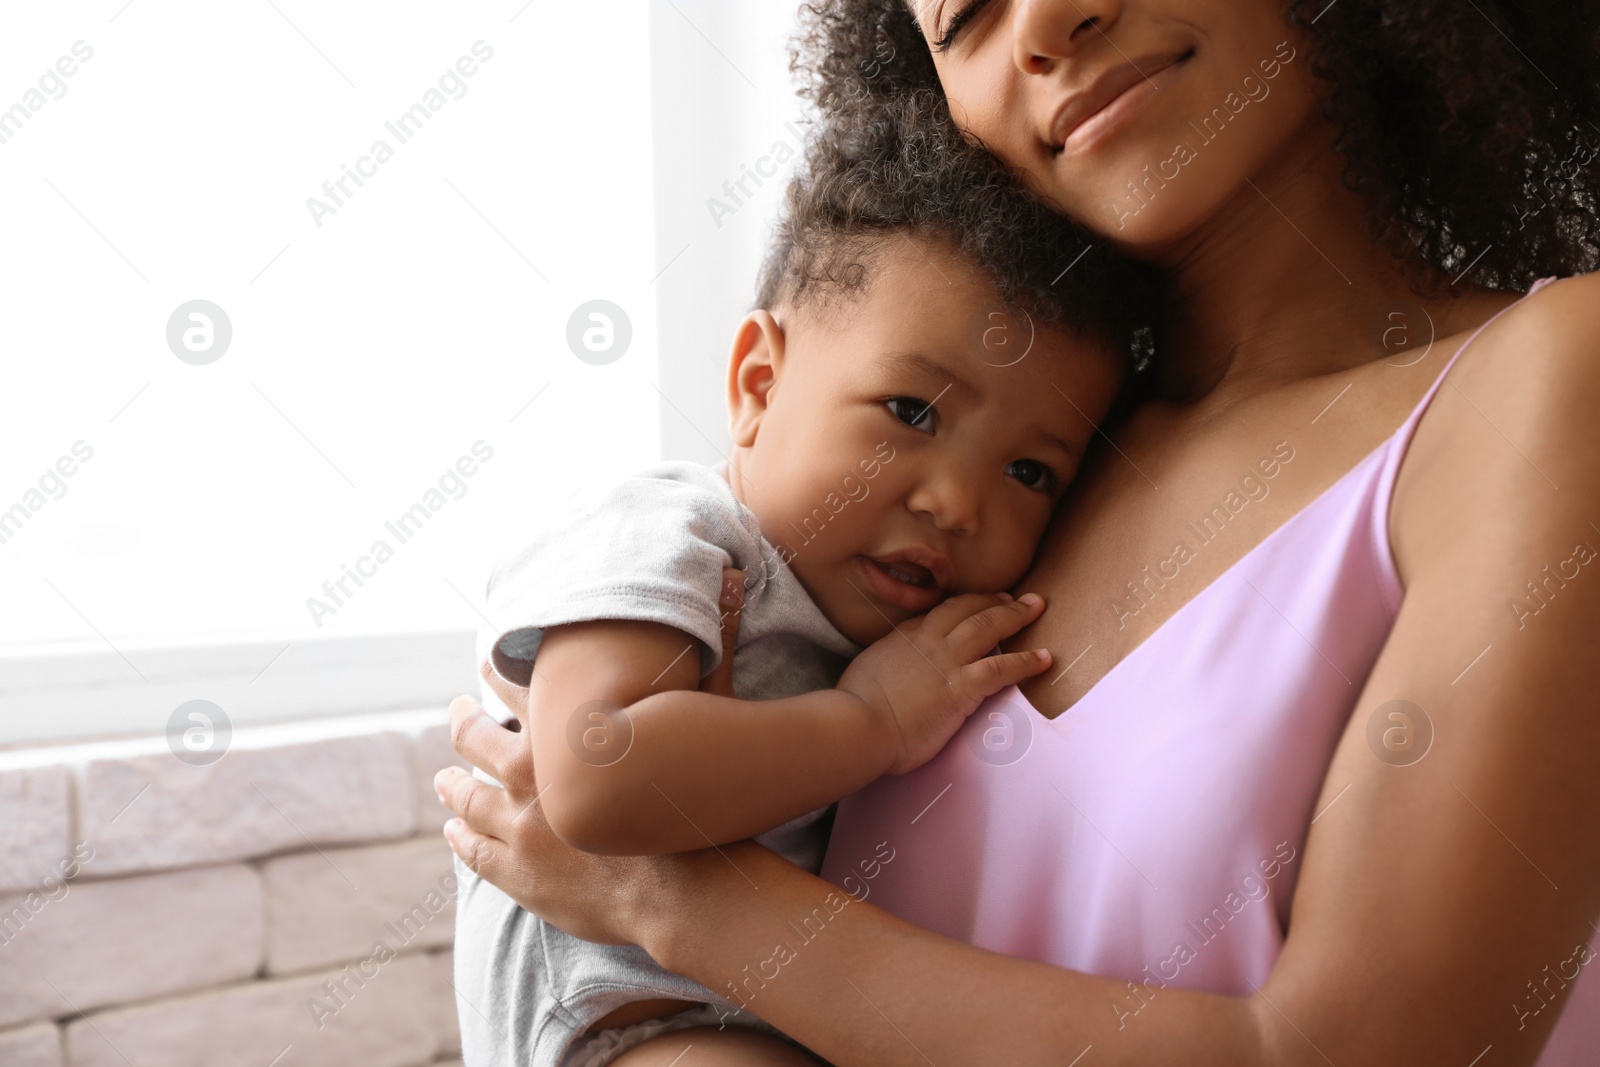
[791,0,1600,292]
[754,89,1160,360]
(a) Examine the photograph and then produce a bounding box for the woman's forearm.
[638,844,1271,1067]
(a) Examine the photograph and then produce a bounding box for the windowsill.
[0,629,478,750]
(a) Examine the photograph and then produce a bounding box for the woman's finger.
[434,764,515,839]
[449,693,535,793]
[443,816,506,880]
[701,567,746,698]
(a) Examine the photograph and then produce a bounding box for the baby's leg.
[610,1024,826,1066]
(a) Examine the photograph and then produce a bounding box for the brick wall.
[0,708,471,1067]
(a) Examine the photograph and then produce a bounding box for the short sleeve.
[481,464,761,690]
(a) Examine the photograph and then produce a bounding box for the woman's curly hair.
[792,0,1600,292]
[755,89,1161,361]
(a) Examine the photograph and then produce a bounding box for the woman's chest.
[1011,359,1431,716]
[821,537,1396,979]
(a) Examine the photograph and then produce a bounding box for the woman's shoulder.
[1393,270,1600,583]
[1429,271,1600,432]
[1484,271,1600,375]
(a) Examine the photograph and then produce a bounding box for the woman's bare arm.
[442,280,1600,1066]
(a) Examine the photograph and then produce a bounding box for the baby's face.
[727,238,1123,645]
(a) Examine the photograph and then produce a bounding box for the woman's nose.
[1013,0,1124,74]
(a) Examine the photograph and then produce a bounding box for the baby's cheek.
[973,525,1047,592]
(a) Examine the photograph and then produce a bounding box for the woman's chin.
[1048,171,1232,261]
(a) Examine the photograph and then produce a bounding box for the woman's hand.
[433,568,749,942]
[435,693,656,945]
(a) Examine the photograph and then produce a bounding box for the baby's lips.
[856,555,946,613]
[871,557,936,588]
[867,545,954,591]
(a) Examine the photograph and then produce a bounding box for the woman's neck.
[1144,121,1508,407]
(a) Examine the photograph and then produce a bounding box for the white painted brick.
[65,952,437,1067]
[81,731,416,876]
[410,719,468,830]
[0,1022,62,1067]
[430,950,460,1057]
[0,864,261,1029]
[0,766,70,895]
[263,836,457,974]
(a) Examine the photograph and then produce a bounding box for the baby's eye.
[885,396,936,433]
[1007,459,1054,492]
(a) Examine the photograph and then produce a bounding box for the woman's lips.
[855,555,945,614]
[1058,55,1188,156]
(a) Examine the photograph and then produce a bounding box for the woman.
[436,1,1600,1063]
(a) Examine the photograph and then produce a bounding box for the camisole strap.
[1368,275,1563,609]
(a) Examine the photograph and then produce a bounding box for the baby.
[453,95,1150,1067]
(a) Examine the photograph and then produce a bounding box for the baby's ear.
[726,309,784,447]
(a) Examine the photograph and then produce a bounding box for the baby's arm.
[527,593,1051,856]
[530,616,883,855]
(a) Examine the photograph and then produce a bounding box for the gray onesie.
[452,460,861,1067]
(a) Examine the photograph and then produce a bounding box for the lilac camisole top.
[820,276,1599,1064]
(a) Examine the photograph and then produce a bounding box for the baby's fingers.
[959,646,1053,700]
[946,593,1047,660]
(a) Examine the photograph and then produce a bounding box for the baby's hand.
[840,593,1052,777]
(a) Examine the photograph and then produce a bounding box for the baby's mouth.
[868,558,937,588]
[855,554,947,614]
